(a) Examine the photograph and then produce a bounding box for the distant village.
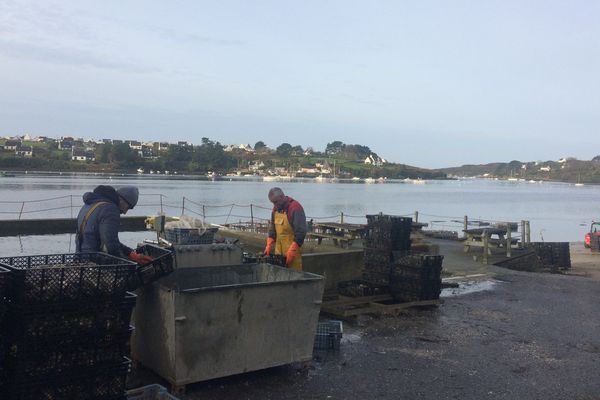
[0,134,397,178]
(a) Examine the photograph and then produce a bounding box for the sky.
[0,0,598,168]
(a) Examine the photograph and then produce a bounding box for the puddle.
[341,333,362,344]
[441,280,500,297]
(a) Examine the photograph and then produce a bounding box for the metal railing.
[0,194,531,243]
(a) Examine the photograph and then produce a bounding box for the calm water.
[0,175,596,255]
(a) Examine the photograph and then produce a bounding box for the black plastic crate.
[257,254,287,267]
[0,266,9,340]
[164,227,217,245]
[7,292,136,342]
[8,357,130,400]
[0,253,136,305]
[0,265,9,301]
[7,326,133,381]
[337,279,389,297]
[529,242,571,270]
[133,245,174,287]
[242,253,258,264]
[314,320,343,350]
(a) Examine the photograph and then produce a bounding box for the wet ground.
[132,241,600,400]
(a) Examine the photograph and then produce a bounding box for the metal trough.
[130,263,324,388]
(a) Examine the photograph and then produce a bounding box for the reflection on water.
[0,232,151,257]
[441,280,500,297]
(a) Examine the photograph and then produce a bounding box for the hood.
[83,185,120,206]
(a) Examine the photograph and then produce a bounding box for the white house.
[72,147,95,161]
[15,146,33,157]
[364,154,385,166]
[539,166,551,172]
[3,139,21,151]
[238,143,254,152]
[248,160,265,172]
[128,140,143,150]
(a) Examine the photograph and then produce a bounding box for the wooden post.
[506,223,512,257]
[463,215,468,239]
[526,221,531,244]
[160,195,164,214]
[520,220,526,248]
[70,195,73,219]
[414,211,419,223]
[181,197,185,215]
[202,205,206,220]
[340,212,344,224]
[250,204,254,230]
[18,202,25,220]
[482,229,489,265]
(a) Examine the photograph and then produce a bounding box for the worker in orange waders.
[264,187,307,271]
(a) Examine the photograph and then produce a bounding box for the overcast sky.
[0,0,598,168]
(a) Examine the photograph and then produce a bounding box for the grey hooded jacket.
[75,185,132,258]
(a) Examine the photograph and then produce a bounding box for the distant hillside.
[438,158,600,184]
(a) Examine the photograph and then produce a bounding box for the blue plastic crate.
[127,384,180,399]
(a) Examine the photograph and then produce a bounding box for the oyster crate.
[258,254,287,267]
[8,357,131,400]
[7,326,133,381]
[390,255,443,302]
[0,253,136,305]
[133,245,174,287]
[337,279,389,297]
[165,227,217,245]
[7,291,136,341]
[314,320,343,350]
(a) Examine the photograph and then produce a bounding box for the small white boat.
[364,177,375,184]
[137,168,144,174]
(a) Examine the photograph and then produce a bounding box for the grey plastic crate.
[127,384,180,399]
[314,320,343,350]
[165,227,217,245]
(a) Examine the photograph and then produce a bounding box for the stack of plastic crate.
[0,266,10,393]
[0,253,137,400]
[529,242,571,271]
[389,254,444,302]
[363,214,412,285]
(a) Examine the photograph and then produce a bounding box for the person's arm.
[98,207,129,258]
[290,205,307,246]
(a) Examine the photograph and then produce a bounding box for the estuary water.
[0,175,596,255]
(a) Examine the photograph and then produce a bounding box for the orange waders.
[274,211,302,271]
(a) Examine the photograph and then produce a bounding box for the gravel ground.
[132,242,600,400]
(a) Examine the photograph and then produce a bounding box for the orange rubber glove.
[264,237,275,256]
[286,242,300,266]
[128,251,154,266]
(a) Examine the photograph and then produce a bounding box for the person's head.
[268,187,286,209]
[116,186,139,214]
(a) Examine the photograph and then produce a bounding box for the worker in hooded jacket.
[264,187,307,271]
[76,185,152,264]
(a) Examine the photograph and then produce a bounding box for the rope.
[0,195,73,204]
